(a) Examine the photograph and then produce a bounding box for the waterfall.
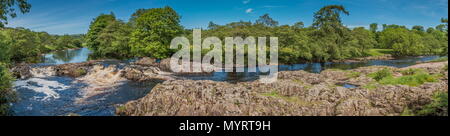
[76,65,127,102]
[30,67,56,78]
[14,78,70,101]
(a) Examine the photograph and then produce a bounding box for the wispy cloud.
[245,8,254,13]
[243,0,251,4]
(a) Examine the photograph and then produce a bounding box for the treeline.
[0,27,84,63]
[86,5,448,64]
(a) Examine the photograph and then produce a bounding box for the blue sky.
[5,0,449,35]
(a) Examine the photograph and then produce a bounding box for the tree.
[2,28,40,62]
[379,27,427,56]
[312,5,349,28]
[0,62,14,116]
[0,33,11,63]
[370,23,378,33]
[129,9,149,27]
[208,21,219,30]
[310,5,356,61]
[293,21,304,29]
[96,20,132,59]
[0,0,31,27]
[255,14,279,27]
[441,18,448,31]
[130,7,183,59]
[382,24,388,30]
[85,13,117,54]
[412,25,425,32]
[352,27,376,55]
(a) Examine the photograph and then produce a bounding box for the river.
[11,48,441,116]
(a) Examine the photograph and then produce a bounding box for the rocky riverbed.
[9,54,448,116]
[116,62,448,116]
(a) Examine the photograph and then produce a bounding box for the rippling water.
[11,48,442,116]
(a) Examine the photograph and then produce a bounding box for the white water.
[76,65,127,102]
[30,67,56,78]
[14,78,70,101]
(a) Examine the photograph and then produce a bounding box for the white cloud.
[245,8,254,13]
[243,0,251,4]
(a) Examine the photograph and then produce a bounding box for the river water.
[11,48,441,116]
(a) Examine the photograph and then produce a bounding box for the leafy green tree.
[311,5,357,61]
[380,27,426,56]
[352,27,377,55]
[86,13,117,54]
[130,6,183,59]
[412,25,425,32]
[312,5,349,28]
[0,0,31,27]
[255,14,279,27]
[293,21,304,29]
[0,62,14,116]
[2,28,40,62]
[96,20,132,59]
[370,23,378,33]
[208,21,219,30]
[0,33,11,63]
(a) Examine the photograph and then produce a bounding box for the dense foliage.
[0,27,84,63]
[83,5,447,64]
[1,0,31,115]
[0,62,14,115]
[86,7,183,59]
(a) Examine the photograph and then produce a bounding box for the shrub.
[417,92,448,116]
[369,68,393,81]
[369,68,438,87]
[0,63,15,116]
[401,68,424,76]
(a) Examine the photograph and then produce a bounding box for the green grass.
[379,74,438,87]
[368,68,438,87]
[367,49,395,57]
[400,68,425,76]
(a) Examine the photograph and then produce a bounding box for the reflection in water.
[42,48,91,65]
[185,56,441,83]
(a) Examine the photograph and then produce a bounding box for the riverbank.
[116,61,448,116]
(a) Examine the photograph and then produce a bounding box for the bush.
[0,63,15,116]
[417,92,448,116]
[369,68,393,81]
[369,68,438,87]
